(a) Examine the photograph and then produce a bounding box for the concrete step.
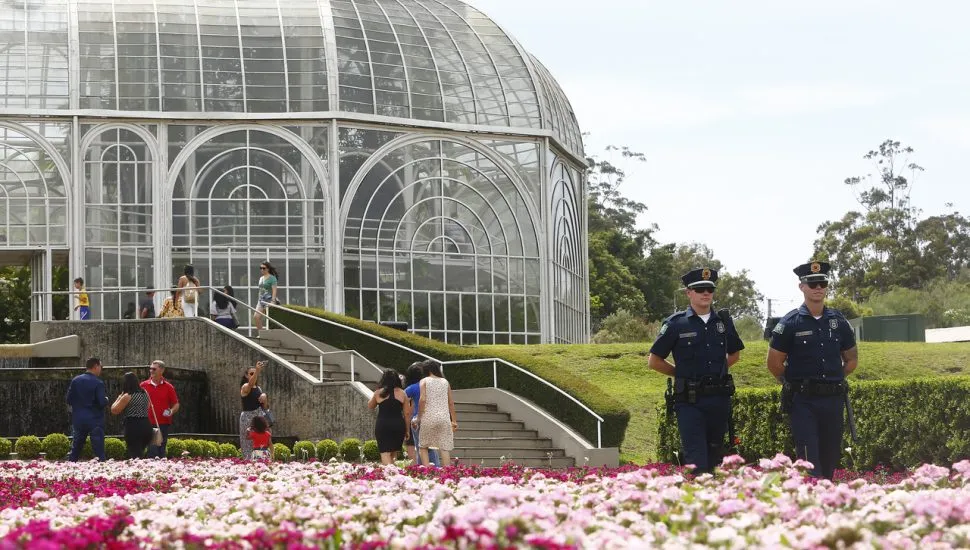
[452,447,567,459]
[454,437,552,449]
[455,456,575,468]
[458,420,525,431]
[454,411,511,422]
[248,337,282,347]
[256,345,305,355]
[454,402,497,413]
[456,428,539,438]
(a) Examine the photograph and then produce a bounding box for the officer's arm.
[842,346,858,376]
[648,353,676,377]
[726,352,741,368]
[766,321,793,383]
[766,348,787,382]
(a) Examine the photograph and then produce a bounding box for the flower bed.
[1,457,969,548]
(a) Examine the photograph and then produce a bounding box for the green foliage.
[15,435,42,460]
[316,439,339,461]
[274,306,630,449]
[657,377,970,470]
[670,243,764,320]
[272,443,291,462]
[0,265,70,343]
[733,316,765,343]
[293,441,316,461]
[827,296,872,320]
[41,433,71,461]
[592,310,658,344]
[865,277,970,328]
[0,437,11,459]
[183,439,205,458]
[218,443,240,458]
[202,440,220,458]
[816,140,970,301]
[362,440,380,462]
[105,438,126,460]
[339,438,362,462]
[166,438,186,458]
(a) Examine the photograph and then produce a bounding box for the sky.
[468,0,970,316]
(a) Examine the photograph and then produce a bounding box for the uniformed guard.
[648,267,744,473]
[767,261,859,480]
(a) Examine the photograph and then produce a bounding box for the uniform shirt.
[769,305,856,382]
[66,372,108,423]
[650,308,744,379]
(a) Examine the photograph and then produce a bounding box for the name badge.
[679,332,697,338]
[794,330,813,337]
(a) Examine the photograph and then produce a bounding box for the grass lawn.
[484,341,970,464]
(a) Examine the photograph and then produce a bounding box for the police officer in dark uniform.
[649,267,744,473]
[767,261,859,480]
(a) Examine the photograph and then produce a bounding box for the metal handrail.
[271,305,605,448]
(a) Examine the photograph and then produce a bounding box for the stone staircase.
[247,332,575,468]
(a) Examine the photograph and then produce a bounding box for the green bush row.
[657,376,970,470]
[274,305,630,448]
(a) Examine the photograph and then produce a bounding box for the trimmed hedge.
[657,376,970,470]
[41,433,71,461]
[0,437,11,459]
[218,443,240,458]
[274,305,631,448]
[105,438,126,460]
[340,438,362,462]
[316,439,339,461]
[362,440,380,462]
[293,441,316,461]
[15,436,42,460]
[166,438,186,458]
[273,443,291,462]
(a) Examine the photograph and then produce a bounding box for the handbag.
[147,396,164,447]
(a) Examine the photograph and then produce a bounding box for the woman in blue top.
[254,261,279,331]
[404,360,439,466]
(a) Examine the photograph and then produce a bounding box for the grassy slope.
[484,341,970,464]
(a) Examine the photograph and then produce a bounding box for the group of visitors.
[72,261,281,329]
[66,359,179,461]
[370,359,457,467]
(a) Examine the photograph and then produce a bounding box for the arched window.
[0,125,68,247]
[82,127,155,319]
[551,161,587,343]
[171,128,327,311]
[343,138,541,344]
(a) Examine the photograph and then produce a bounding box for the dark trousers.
[674,395,730,473]
[790,393,845,479]
[147,424,171,459]
[124,417,154,459]
[69,420,105,461]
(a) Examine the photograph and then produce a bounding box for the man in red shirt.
[141,360,180,458]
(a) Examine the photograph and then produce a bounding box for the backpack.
[183,283,198,304]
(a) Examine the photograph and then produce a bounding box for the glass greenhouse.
[0,0,589,344]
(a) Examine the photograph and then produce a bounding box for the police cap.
[794,261,831,283]
[682,267,718,289]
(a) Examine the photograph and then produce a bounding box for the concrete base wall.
[30,319,375,442]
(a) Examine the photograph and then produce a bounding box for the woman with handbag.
[240,360,269,459]
[110,372,156,459]
[178,264,202,318]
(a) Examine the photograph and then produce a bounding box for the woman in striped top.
[111,371,154,459]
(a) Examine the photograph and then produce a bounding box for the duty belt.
[672,375,736,402]
[790,379,847,396]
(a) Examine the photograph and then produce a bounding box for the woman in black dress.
[367,369,410,465]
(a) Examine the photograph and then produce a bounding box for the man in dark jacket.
[66,357,108,461]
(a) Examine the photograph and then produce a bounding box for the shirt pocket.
[794,331,819,359]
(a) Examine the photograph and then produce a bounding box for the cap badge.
[701,268,711,280]
[810,262,821,274]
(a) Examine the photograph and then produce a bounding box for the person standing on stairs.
[416,360,458,467]
[254,262,279,332]
[369,369,410,465]
[240,360,269,459]
[178,265,202,318]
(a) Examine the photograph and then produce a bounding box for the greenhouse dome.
[0,0,588,344]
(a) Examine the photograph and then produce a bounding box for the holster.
[780,382,793,414]
[664,378,675,414]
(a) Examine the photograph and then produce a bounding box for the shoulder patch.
[658,323,668,336]
[772,322,786,335]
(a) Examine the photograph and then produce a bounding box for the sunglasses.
[690,287,715,294]
[260,266,268,270]
[806,281,829,289]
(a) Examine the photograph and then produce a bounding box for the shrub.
[293,441,316,461]
[218,443,240,458]
[202,440,220,458]
[14,436,42,460]
[41,433,71,461]
[340,438,362,462]
[0,437,11,459]
[183,439,204,458]
[592,310,658,344]
[166,438,186,458]
[657,376,970,470]
[273,443,291,462]
[362,440,380,462]
[316,439,339,461]
[274,305,631,448]
[105,438,126,460]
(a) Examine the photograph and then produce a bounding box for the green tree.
[815,140,970,300]
[0,265,69,343]
[668,243,764,319]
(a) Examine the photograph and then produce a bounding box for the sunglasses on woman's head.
[806,281,828,289]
